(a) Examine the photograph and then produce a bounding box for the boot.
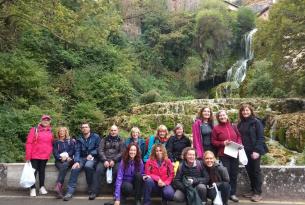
[55,183,63,198]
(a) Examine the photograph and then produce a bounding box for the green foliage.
[139,90,161,104]
[0,136,24,162]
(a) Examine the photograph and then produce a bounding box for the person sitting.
[63,122,100,201]
[204,151,230,205]
[89,125,124,200]
[114,143,144,205]
[143,125,169,163]
[125,127,146,160]
[143,144,175,205]
[53,127,76,198]
[166,123,191,163]
[173,147,209,205]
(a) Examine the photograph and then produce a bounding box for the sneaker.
[39,186,48,195]
[63,193,73,201]
[243,191,254,198]
[30,188,36,197]
[230,195,239,202]
[88,193,96,200]
[251,194,263,202]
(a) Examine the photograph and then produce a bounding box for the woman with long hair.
[143,144,175,205]
[114,143,144,205]
[237,104,267,202]
[53,127,76,198]
[211,110,242,202]
[143,125,169,162]
[192,106,216,159]
[25,115,54,197]
[204,151,230,205]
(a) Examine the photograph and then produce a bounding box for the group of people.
[25,103,268,205]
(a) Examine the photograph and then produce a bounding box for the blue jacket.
[125,137,146,159]
[53,139,76,161]
[74,133,101,163]
[114,160,144,200]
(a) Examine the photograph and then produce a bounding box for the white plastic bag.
[20,162,36,188]
[239,148,248,165]
[213,182,223,205]
[106,168,112,184]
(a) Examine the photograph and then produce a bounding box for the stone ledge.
[1,163,305,199]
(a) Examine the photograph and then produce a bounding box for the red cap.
[41,114,51,121]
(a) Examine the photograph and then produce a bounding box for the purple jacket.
[192,119,204,158]
[114,160,144,200]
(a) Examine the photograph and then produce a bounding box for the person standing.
[63,122,101,201]
[192,107,215,159]
[89,125,124,200]
[238,104,267,202]
[25,114,54,197]
[53,127,76,198]
[211,110,242,202]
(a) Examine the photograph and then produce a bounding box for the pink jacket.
[192,119,204,159]
[25,124,54,160]
[211,122,242,157]
[145,158,174,185]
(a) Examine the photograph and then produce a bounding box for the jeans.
[55,161,72,184]
[92,162,119,195]
[30,159,48,188]
[220,156,239,196]
[66,158,96,195]
[143,178,174,205]
[245,152,262,194]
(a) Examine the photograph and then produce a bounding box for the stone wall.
[1,163,305,199]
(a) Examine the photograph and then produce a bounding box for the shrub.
[139,90,161,104]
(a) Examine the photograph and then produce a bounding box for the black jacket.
[98,135,124,162]
[204,162,229,186]
[173,160,209,191]
[166,135,191,162]
[237,117,267,155]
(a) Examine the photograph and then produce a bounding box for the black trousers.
[120,173,143,201]
[245,152,262,194]
[207,182,230,205]
[92,162,119,195]
[219,156,239,196]
[30,159,48,188]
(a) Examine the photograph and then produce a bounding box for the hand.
[158,179,165,187]
[67,157,72,162]
[251,152,260,160]
[114,200,120,205]
[187,178,194,185]
[109,160,115,167]
[87,154,93,160]
[224,140,231,146]
[61,156,68,161]
[143,175,150,180]
[72,162,80,169]
[104,161,110,168]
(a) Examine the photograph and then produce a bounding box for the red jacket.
[25,124,54,160]
[145,158,174,185]
[211,122,242,157]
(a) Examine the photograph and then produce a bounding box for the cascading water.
[226,28,258,86]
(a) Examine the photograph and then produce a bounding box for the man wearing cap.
[63,122,101,201]
[25,114,54,197]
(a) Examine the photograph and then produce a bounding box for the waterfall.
[226,28,258,85]
[269,118,277,142]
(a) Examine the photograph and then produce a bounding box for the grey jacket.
[98,135,124,162]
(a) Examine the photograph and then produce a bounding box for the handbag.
[20,162,36,188]
[239,148,248,165]
[106,168,112,184]
[213,182,223,205]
